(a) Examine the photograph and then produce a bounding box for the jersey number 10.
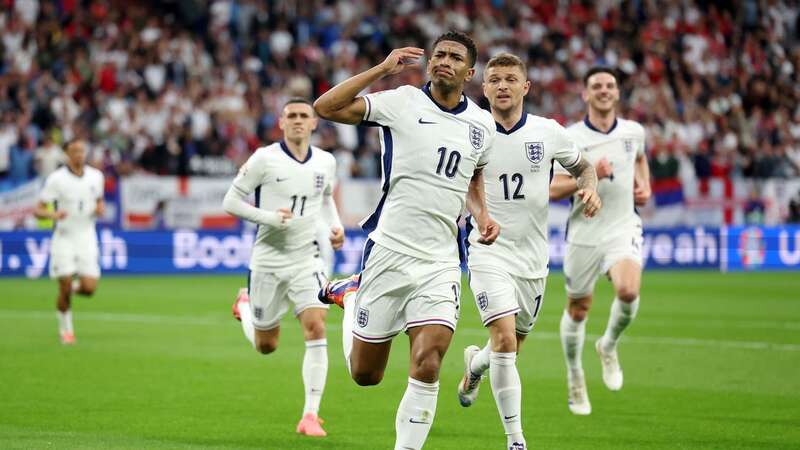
[435,147,462,178]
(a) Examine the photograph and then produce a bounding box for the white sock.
[395,377,439,450]
[239,303,255,347]
[342,294,355,375]
[560,309,586,375]
[489,352,525,447]
[57,310,73,334]
[302,338,328,416]
[601,297,639,352]
[469,339,492,376]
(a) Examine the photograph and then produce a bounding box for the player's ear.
[581,88,589,103]
[277,115,286,131]
[522,80,531,96]
[464,67,475,83]
[310,116,319,131]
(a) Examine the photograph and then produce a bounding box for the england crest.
[476,292,489,311]
[525,142,544,164]
[357,307,369,328]
[314,172,325,193]
[623,139,634,153]
[469,125,484,150]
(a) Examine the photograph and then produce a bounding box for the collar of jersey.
[583,115,618,134]
[279,140,313,164]
[495,111,528,135]
[66,165,85,178]
[421,82,468,115]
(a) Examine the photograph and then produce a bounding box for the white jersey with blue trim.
[361,83,496,263]
[231,141,337,271]
[467,113,581,279]
[558,117,646,246]
[39,165,104,243]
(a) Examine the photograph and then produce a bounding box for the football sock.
[238,303,255,347]
[560,309,586,374]
[342,294,355,375]
[489,352,525,447]
[395,377,439,450]
[601,297,639,352]
[57,309,73,334]
[302,338,328,416]
[469,339,492,376]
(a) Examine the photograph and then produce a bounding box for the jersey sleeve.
[477,126,495,169]
[38,173,59,203]
[231,150,268,195]
[362,86,412,126]
[637,124,647,157]
[552,122,582,170]
[95,171,105,199]
[325,156,337,196]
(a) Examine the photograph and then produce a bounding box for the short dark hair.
[283,98,314,116]
[583,66,618,86]
[433,31,478,67]
[284,98,313,108]
[485,53,527,77]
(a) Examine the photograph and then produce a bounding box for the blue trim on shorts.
[360,238,375,271]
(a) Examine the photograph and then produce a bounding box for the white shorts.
[468,266,545,335]
[352,241,461,343]
[49,236,100,279]
[564,228,643,298]
[248,259,329,331]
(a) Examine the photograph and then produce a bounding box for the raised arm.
[313,47,425,124]
[466,168,500,245]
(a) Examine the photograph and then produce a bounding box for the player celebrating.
[456,53,600,450]
[550,67,651,415]
[313,31,499,450]
[34,139,105,345]
[224,99,344,437]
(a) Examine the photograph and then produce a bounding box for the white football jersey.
[467,113,581,278]
[361,83,496,263]
[231,142,337,272]
[558,117,646,245]
[39,165,104,242]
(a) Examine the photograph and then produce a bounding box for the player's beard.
[431,75,463,97]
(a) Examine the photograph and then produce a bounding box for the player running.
[550,67,651,415]
[313,31,499,450]
[456,53,600,450]
[224,98,344,437]
[34,139,105,345]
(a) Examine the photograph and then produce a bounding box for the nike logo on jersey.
[418,118,437,124]
[276,177,288,182]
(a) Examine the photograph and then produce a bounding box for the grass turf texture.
[0,271,798,449]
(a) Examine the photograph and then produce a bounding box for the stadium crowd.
[0,0,798,193]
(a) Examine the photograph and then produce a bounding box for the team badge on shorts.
[357,307,369,327]
[469,125,484,150]
[525,142,544,164]
[476,291,489,311]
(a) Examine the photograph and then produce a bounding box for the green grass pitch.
[1,271,798,449]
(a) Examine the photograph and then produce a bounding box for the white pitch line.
[2,310,800,352]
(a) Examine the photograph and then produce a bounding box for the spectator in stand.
[34,132,65,178]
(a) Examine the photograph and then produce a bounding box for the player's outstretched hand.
[595,158,613,180]
[54,210,67,220]
[329,226,345,250]
[379,47,425,76]
[634,179,651,206]
[477,216,500,245]
[94,202,106,218]
[577,188,602,218]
